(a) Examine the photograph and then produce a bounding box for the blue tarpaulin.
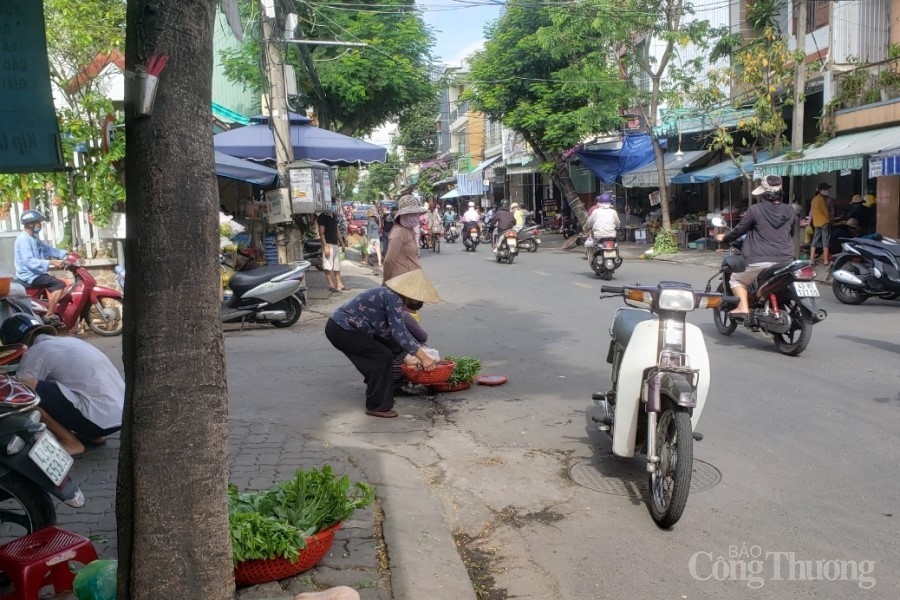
[214,152,278,187]
[576,134,659,183]
[671,151,772,184]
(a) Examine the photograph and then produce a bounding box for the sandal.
[338,286,351,291]
[328,287,339,293]
[366,409,398,418]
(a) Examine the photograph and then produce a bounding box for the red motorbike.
[24,253,124,336]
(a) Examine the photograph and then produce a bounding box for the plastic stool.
[0,526,98,600]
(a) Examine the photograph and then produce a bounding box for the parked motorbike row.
[828,235,900,304]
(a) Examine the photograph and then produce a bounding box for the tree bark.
[526,140,587,226]
[118,1,233,599]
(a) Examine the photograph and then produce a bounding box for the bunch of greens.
[445,355,482,385]
[652,230,679,256]
[228,465,375,564]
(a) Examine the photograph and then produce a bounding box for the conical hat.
[385,269,441,303]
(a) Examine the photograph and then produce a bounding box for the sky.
[368,0,502,148]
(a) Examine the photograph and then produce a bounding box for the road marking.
[572,282,593,289]
[533,270,550,276]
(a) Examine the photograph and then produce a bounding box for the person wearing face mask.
[325,269,440,418]
[14,210,67,322]
[382,195,428,282]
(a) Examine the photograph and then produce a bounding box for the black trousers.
[325,318,395,412]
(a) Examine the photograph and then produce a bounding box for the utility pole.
[791,0,807,256]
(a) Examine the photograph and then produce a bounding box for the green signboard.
[0,0,64,173]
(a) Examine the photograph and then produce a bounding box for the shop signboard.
[0,0,64,173]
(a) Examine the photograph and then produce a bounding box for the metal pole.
[260,8,294,182]
[790,0,807,208]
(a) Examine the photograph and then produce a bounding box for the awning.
[214,152,278,187]
[671,151,772,184]
[470,155,501,172]
[576,134,662,183]
[440,188,460,200]
[621,150,708,188]
[756,125,900,176]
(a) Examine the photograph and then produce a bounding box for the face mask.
[33,225,42,235]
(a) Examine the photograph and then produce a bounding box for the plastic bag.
[74,559,117,600]
[584,236,594,248]
[422,347,441,362]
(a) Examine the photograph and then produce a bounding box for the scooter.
[21,253,124,337]
[517,225,542,252]
[463,223,481,252]
[0,366,86,546]
[828,236,900,304]
[706,215,827,356]
[593,282,736,527]
[589,238,622,280]
[443,222,460,244]
[222,259,309,328]
[495,229,519,265]
[302,240,324,271]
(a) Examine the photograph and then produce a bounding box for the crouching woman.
[325,269,439,418]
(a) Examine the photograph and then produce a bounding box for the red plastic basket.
[400,360,455,385]
[233,522,342,587]
[428,381,471,393]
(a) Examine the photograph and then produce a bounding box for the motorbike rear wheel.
[832,281,868,304]
[772,299,813,356]
[480,230,492,244]
[648,405,692,528]
[712,283,738,335]
[0,471,56,547]
[270,295,303,328]
[506,252,515,265]
[87,297,124,336]
[527,242,538,253]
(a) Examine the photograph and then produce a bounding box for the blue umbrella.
[214,151,278,187]
[213,114,387,167]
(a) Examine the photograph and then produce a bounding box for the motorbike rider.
[715,175,797,317]
[488,200,516,252]
[0,314,124,457]
[511,203,525,231]
[14,210,68,323]
[585,193,620,241]
[462,201,481,235]
[443,203,458,233]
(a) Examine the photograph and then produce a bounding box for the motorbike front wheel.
[772,298,813,356]
[0,471,56,547]
[480,230,492,244]
[712,283,738,335]
[648,405,693,528]
[270,295,303,328]
[88,297,124,336]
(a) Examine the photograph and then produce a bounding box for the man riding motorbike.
[462,201,481,234]
[14,210,68,323]
[443,203,458,233]
[715,175,797,317]
[488,200,516,252]
[584,193,619,243]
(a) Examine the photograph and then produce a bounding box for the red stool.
[0,526,98,600]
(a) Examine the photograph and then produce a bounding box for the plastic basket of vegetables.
[429,356,482,392]
[401,359,455,385]
[229,465,375,587]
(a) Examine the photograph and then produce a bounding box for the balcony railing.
[833,57,900,110]
[450,100,469,123]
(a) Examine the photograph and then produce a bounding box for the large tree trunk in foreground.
[118,1,233,598]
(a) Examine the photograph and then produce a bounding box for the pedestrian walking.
[382,195,428,282]
[317,203,349,292]
[365,210,382,268]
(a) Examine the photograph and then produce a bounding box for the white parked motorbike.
[222,260,310,328]
[593,282,736,527]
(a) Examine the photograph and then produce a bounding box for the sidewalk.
[53,260,476,600]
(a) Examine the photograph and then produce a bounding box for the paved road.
[58,239,898,599]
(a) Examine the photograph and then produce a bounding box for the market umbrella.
[213,114,387,167]
[214,151,278,187]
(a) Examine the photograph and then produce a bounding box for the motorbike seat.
[612,308,654,347]
[857,238,900,258]
[304,239,322,250]
[755,261,794,283]
[229,265,296,295]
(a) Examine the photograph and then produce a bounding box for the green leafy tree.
[220,0,434,137]
[466,4,627,225]
[416,157,453,200]
[356,151,403,201]
[395,95,440,164]
[695,24,800,202]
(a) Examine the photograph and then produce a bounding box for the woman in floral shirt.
[325,269,440,418]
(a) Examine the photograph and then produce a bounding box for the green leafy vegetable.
[228,465,376,564]
[446,355,482,385]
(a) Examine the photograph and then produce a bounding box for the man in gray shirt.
[1,315,124,457]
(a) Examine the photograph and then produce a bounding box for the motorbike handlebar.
[721,295,740,307]
[600,285,625,294]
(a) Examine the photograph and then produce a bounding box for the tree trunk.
[551,160,587,225]
[118,1,233,599]
[649,126,672,232]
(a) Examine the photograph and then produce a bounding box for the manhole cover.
[569,455,721,496]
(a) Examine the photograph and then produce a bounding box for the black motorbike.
[303,239,324,271]
[589,238,623,280]
[828,236,900,304]
[495,229,519,264]
[704,225,827,356]
[463,223,481,252]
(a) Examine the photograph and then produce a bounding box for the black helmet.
[20,210,46,226]
[0,314,57,345]
[499,200,510,210]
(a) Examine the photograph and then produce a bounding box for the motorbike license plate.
[793,282,820,297]
[28,432,73,487]
[507,238,517,247]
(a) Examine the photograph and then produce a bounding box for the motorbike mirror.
[709,216,727,228]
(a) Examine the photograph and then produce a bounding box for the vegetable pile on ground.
[228,465,375,564]
[445,355,482,386]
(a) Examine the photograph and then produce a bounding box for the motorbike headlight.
[658,289,695,311]
[6,435,25,455]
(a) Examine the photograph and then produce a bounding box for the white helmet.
[468,202,475,207]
